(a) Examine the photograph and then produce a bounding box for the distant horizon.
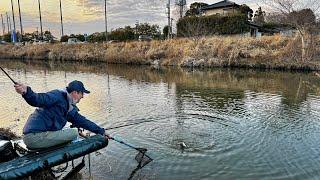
[0,0,260,37]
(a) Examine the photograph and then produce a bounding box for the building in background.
[201,0,240,16]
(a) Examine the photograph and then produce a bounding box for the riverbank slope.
[0,35,319,70]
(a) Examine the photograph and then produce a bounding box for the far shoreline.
[0,35,319,71]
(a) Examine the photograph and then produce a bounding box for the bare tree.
[262,0,320,61]
[253,7,266,25]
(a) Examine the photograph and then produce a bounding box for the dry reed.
[0,35,319,70]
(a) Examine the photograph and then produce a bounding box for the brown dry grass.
[0,35,319,70]
[0,127,19,139]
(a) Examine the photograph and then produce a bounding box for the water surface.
[1,60,320,179]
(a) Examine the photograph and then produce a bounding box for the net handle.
[111,136,146,153]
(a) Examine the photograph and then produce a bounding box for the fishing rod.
[0,67,17,84]
[105,115,172,130]
[105,119,157,130]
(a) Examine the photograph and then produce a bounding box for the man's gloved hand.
[105,134,113,140]
[78,129,87,137]
[14,83,27,95]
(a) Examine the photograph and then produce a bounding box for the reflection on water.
[1,59,320,179]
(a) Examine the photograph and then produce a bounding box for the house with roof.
[201,0,241,16]
[200,0,281,37]
[180,0,288,37]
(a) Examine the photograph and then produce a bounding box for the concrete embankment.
[0,35,319,70]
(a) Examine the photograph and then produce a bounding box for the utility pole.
[135,20,139,40]
[1,14,5,36]
[6,13,10,34]
[176,0,186,19]
[104,0,108,41]
[170,18,173,38]
[59,0,64,37]
[167,0,171,39]
[38,0,43,41]
[17,0,23,42]
[10,0,16,31]
[10,0,17,42]
[8,16,12,33]
[17,0,23,35]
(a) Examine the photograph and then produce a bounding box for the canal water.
[1,60,320,179]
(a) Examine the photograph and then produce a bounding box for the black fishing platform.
[0,135,108,179]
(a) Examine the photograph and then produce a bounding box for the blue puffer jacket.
[22,86,105,135]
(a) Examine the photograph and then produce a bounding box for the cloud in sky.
[0,0,263,37]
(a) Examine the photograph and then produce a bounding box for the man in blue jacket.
[14,80,110,149]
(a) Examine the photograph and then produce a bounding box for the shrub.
[177,14,249,37]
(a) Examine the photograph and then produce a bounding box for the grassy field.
[0,35,319,70]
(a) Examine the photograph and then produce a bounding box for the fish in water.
[179,142,187,149]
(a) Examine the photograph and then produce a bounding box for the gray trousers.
[23,128,78,149]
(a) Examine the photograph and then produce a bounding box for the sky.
[0,0,261,37]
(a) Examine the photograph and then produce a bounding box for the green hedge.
[177,14,249,37]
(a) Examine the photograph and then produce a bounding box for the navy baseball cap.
[67,80,90,94]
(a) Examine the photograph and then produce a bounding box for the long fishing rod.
[0,67,17,84]
[105,115,172,130]
[105,119,157,130]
